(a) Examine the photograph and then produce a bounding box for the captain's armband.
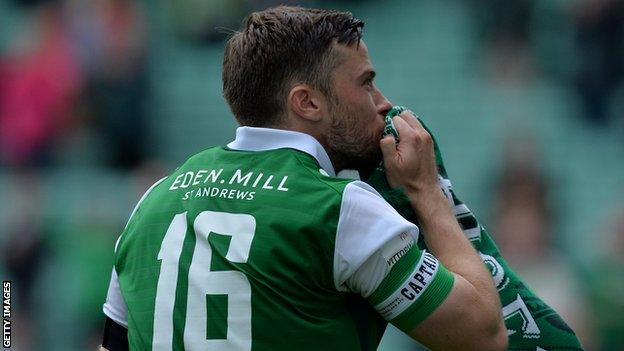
[367,247,454,332]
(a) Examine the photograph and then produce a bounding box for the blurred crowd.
[0,0,149,170]
[470,0,624,127]
[0,0,622,350]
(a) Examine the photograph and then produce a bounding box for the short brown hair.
[222,6,364,127]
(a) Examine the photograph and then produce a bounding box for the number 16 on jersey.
[153,211,256,350]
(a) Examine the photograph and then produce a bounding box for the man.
[100,6,507,350]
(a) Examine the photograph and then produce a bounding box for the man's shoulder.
[305,167,358,195]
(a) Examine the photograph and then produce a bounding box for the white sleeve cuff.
[102,268,128,328]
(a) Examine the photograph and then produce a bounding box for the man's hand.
[379,111,439,194]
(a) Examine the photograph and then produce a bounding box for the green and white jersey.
[103,127,454,350]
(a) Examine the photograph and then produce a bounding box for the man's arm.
[380,112,507,350]
[406,186,507,350]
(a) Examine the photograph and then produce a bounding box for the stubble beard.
[324,100,382,176]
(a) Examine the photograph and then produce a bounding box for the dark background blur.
[0,0,622,350]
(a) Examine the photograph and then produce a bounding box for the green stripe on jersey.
[391,266,454,333]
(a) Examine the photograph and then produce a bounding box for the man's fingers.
[392,115,411,132]
[392,116,415,141]
[393,114,433,149]
[398,111,423,130]
[380,135,397,159]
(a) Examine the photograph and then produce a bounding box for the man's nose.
[375,89,393,116]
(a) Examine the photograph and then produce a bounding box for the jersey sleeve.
[102,267,128,328]
[103,177,167,329]
[334,181,454,333]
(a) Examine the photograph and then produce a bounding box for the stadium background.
[0,0,622,349]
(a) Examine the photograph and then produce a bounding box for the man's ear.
[288,84,326,123]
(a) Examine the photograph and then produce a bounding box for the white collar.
[227,126,337,176]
